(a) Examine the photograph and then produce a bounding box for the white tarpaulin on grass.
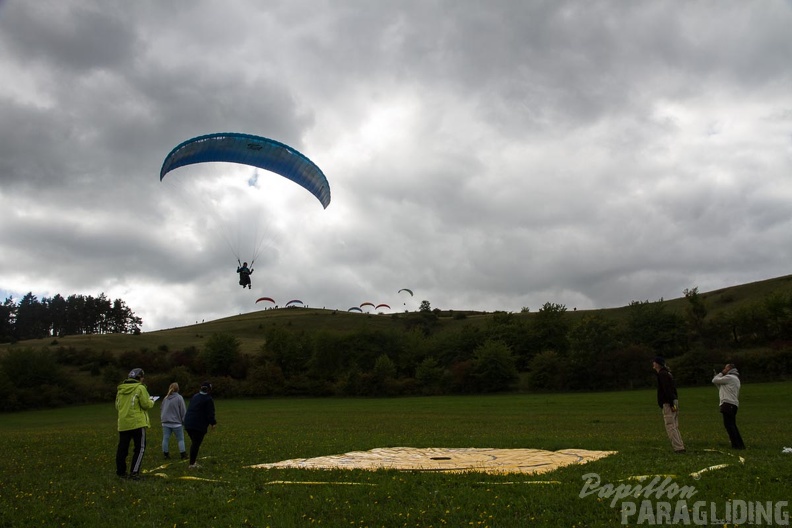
[248,447,617,475]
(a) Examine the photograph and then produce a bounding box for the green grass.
[1,383,790,527]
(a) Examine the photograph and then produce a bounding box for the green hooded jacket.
[116,379,154,431]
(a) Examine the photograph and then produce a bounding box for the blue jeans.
[162,425,185,454]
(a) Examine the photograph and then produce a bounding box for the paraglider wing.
[160,133,331,208]
[285,299,304,307]
[375,304,390,310]
[398,288,414,296]
[255,297,276,304]
[359,302,375,308]
[348,307,363,312]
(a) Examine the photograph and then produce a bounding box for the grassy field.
[1,382,790,527]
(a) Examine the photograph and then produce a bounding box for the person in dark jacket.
[652,356,685,453]
[237,262,253,289]
[184,381,217,469]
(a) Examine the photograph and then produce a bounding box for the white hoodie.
[712,368,740,407]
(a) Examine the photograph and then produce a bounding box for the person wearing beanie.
[184,381,217,469]
[160,382,187,460]
[652,357,686,453]
[712,363,746,449]
[115,368,155,479]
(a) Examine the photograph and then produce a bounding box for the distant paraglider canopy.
[348,307,363,313]
[160,132,331,209]
[285,299,304,307]
[398,288,414,307]
[360,302,375,309]
[256,297,275,304]
[375,304,390,311]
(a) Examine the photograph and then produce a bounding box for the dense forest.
[0,292,142,342]
[2,286,792,411]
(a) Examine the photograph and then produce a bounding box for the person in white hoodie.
[160,382,187,459]
[712,363,745,450]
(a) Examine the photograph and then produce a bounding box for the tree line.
[2,287,792,411]
[0,292,142,342]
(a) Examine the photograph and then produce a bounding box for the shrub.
[242,363,285,396]
[2,348,65,388]
[202,333,241,376]
[468,340,519,393]
[415,357,444,395]
[526,350,567,391]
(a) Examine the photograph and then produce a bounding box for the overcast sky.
[1,1,791,331]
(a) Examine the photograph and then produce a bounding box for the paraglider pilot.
[237,261,253,289]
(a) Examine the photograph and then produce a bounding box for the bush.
[728,346,792,382]
[202,333,241,376]
[0,366,20,411]
[415,357,444,395]
[169,346,202,373]
[116,348,169,374]
[669,347,725,386]
[526,350,568,391]
[242,363,285,396]
[2,348,65,388]
[468,340,519,393]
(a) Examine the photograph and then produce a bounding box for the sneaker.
[163,452,171,459]
[128,473,141,480]
[188,463,201,469]
[180,452,188,460]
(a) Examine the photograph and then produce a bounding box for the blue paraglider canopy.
[160,132,331,208]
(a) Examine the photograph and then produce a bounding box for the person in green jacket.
[115,368,154,479]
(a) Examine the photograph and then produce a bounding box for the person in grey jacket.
[160,382,187,460]
[712,363,745,450]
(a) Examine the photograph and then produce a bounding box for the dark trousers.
[186,429,207,465]
[116,427,146,476]
[720,403,745,449]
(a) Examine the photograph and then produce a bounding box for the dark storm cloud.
[0,2,137,72]
[1,0,791,329]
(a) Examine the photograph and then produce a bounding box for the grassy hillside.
[3,273,792,356]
